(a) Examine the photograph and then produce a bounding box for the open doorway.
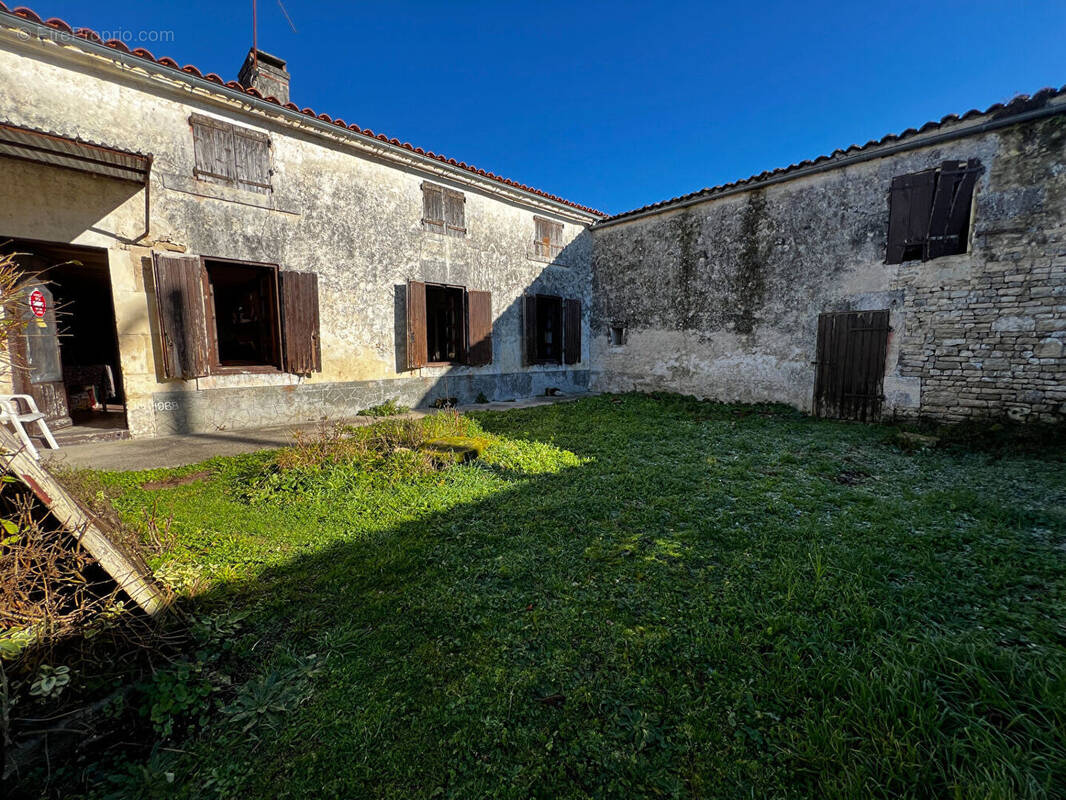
[2,239,128,440]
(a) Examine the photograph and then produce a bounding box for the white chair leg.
[36,418,59,450]
[11,419,40,460]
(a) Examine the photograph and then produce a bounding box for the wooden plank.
[0,428,170,616]
[280,271,321,373]
[406,280,428,369]
[523,294,538,365]
[152,253,209,379]
[233,130,271,193]
[563,297,581,365]
[466,289,492,366]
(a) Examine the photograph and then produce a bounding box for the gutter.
[0,15,601,225]
[595,100,1066,229]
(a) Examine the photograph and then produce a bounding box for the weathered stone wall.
[591,109,1066,422]
[0,29,596,437]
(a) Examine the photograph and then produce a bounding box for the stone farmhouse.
[0,4,1062,441]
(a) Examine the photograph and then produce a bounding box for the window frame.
[532,293,564,365]
[422,182,467,237]
[190,113,273,195]
[532,217,564,260]
[200,256,284,375]
[423,281,468,366]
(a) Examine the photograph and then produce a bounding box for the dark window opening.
[426,283,466,363]
[886,159,982,264]
[204,260,281,369]
[609,325,626,346]
[534,294,563,363]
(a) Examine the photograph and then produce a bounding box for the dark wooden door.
[13,283,72,428]
[813,310,891,422]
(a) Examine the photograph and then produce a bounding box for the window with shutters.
[422,183,466,236]
[153,255,320,377]
[202,260,283,370]
[885,159,981,264]
[405,281,492,368]
[190,114,272,194]
[524,294,581,365]
[533,217,564,259]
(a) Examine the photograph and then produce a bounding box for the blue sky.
[30,0,1066,214]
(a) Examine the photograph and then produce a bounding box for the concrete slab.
[42,393,593,472]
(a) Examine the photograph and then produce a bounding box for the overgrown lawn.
[40,395,1066,798]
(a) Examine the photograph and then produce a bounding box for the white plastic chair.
[0,394,59,460]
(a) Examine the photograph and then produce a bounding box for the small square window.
[533,217,563,259]
[609,326,626,346]
[423,183,466,236]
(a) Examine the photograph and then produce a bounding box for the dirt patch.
[141,470,213,491]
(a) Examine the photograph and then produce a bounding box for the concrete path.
[42,394,589,472]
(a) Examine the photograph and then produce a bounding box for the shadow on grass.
[17,395,1066,799]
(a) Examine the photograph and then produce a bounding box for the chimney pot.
[237,48,290,104]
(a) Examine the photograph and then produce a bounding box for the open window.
[533,217,564,259]
[406,281,492,369]
[886,159,982,263]
[151,254,320,378]
[524,294,581,365]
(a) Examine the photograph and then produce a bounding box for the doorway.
[813,310,891,422]
[2,239,128,438]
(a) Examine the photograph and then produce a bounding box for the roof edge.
[0,3,606,221]
[597,85,1066,228]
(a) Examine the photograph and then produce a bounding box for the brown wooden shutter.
[279,271,321,373]
[190,115,236,185]
[551,221,564,257]
[523,294,538,365]
[466,290,492,366]
[564,298,581,365]
[444,190,466,237]
[407,280,428,369]
[151,253,209,379]
[534,218,550,258]
[885,169,936,264]
[422,185,444,233]
[927,159,981,259]
[233,128,272,193]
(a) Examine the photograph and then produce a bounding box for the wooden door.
[813,310,891,422]
[13,283,72,428]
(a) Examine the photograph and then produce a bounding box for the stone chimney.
[237,48,290,104]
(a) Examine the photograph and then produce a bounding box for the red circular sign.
[29,289,46,318]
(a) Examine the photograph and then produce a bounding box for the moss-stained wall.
[591,110,1066,423]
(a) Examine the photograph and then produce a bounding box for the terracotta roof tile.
[0,2,604,216]
[602,84,1066,223]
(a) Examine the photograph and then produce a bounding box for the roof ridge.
[601,85,1066,224]
[0,3,606,217]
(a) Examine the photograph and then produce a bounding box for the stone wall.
[590,108,1066,423]
[0,26,597,437]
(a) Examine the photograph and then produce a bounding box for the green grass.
[55,394,1066,798]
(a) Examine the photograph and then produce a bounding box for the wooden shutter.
[550,221,563,257]
[422,184,445,233]
[466,290,492,366]
[564,298,582,365]
[280,271,321,373]
[534,218,551,258]
[444,190,466,237]
[151,253,209,379]
[233,128,272,193]
[885,170,936,264]
[407,280,428,369]
[523,294,538,365]
[190,115,236,185]
[926,159,981,259]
